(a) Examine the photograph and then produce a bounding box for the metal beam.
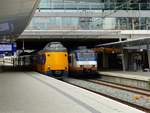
[97,37,150,47]
[18,30,120,39]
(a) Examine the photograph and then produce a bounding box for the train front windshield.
[49,44,63,48]
[76,52,96,61]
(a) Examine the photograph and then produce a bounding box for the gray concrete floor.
[0,72,91,113]
[0,72,145,113]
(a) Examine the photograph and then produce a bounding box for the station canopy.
[96,37,150,49]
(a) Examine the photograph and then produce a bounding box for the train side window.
[42,54,46,64]
[69,55,71,63]
[69,56,71,63]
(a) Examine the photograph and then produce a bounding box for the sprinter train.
[69,46,97,76]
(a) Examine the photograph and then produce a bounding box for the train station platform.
[98,71,150,90]
[0,71,145,113]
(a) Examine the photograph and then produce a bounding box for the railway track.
[92,78,150,91]
[87,79,150,96]
[64,78,150,113]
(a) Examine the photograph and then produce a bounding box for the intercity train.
[34,42,69,78]
[13,42,68,79]
[69,46,97,76]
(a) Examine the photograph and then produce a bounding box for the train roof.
[75,49,95,53]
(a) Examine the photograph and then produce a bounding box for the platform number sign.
[0,43,17,55]
[0,44,12,51]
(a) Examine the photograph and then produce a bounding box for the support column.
[22,40,25,53]
[121,49,126,72]
[124,50,129,71]
[119,34,126,71]
[147,44,150,69]
[103,52,108,69]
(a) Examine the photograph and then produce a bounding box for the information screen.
[0,44,12,51]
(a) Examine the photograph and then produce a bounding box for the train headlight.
[80,65,83,68]
[65,67,68,70]
[48,66,50,70]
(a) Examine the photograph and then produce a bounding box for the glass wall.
[27,17,150,30]
[28,0,150,31]
[38,0,150,10]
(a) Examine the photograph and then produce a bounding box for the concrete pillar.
[148,52,150,69]
[103,52,108,69]
[123,50,129,71]
[121,50,126,72]
[119,34,126,71]
[22,40,25,52]
[147,44,150,69]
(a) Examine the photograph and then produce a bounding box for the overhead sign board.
[0,44,12,52]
